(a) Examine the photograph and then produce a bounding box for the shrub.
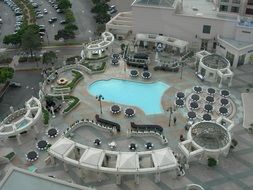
[66,55,82,65]
[0,54,13,64]
[63,95,79,113]
[207,157,217,167]
[0,67,14,84]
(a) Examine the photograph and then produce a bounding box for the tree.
[21,26,42,59]
[55,29,75,40]
[94,13,111,24]
[91,3,109,14]
[0,67,14,84]
[57,0,71,10]
[42,51,57,65]
[64,9,75,23]
[65,24,78,31]
[207,157,217,167]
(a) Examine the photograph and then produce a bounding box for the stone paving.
[1,46,253,189]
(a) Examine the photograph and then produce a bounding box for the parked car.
[43,9,48,14]
[56,9,63,13]
[60,20,66,24]
[9,82,21,87]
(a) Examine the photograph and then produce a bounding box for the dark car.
[60,20,66,24]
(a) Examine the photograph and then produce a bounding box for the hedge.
[84,62,106,72]
[0,67,14,84]
[19,56,41,63]
[4,152,16,160]
[63,95,79,113]
[42,107,50,125]
[85,55,108,61]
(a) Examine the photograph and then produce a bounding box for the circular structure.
[111,58,119,65]
[190,102,199,110]
[36,140,48,151]
[110,104,121,114]
[193,86,202,94]
[57,78,68,85]
[206,96,214,104]
[47,128,58,138]
[207,88,216,96]
[198,54,230,82]
[26,151,39,162]
[175,99,185,107]
[202,113,212,121]
[187,111,196,120]
[220,98,229,106]
[141,71,151,79]
[220,89,230,97]
[189,121,231,151]
[129,69,139,77]
[124,108,135,117]
[219,106,228,116]
[176,92,185,99]
[191,94,200,102]
[204,104,213,113]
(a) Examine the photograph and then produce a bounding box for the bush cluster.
[0,67,14,84]
[91,0,111,24]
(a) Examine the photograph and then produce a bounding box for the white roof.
[117,153,138,170]
[50,137,74,156]
[80,148,104,167]
[152,148,177,167]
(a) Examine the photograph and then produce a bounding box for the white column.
[16,134,22,145]
[33,125,39,134]
[228,76,233,87]
[51,106,55,118]
[219,77,223,88]
[116,174,121,185]
[10,106,14,114]
[135,174,140,184]
[50,156,55,165]
[155,171,160,183]
[63,162,69,172]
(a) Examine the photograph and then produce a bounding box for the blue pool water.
[88,79,169,115]
[17,119,28,129]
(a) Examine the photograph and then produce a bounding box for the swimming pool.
[88,79,169,115]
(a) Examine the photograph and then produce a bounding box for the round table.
[111,53,120,60]
[94,139,101,146]
[129,69,139,77]
[220,98,229,106]
[145,142,153,150]
[47,128,58,138]
[125,108,135,117]
[220,89,230,97]
[190,102,199,110]
[142,71,151,79]
[110,104,121,114]
[219,107,228,116]
[187,111,196,120]
[204,104,213,113]
[206,96,214,104]
[175,99,184,107]
[129,143,137,150]
[111,58,119,65]
[193,86,202,94]
[37,140,48,150]
[26,151,38,162]
[207,88,216,95]
[191,94,200,102]
[176,92,185,99]
[203,113,212,121]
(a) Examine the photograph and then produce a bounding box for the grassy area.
[62,95,80,113]
[4,152,16,161]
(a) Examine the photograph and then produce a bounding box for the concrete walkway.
[241,93,253,129]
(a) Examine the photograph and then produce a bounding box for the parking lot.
[0,1,17,47]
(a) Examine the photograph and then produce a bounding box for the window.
[232,0,240,4]
[248,0,253,5]
[242,31,251,34]
[226,51,235,66]
[246,8,253,15]
[220,5,228,12]
[203,25,211,34]
[231,6,239,13]
[238,54,245,66]
[220,0,229,2]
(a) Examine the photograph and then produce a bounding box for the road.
[109,0,134,12]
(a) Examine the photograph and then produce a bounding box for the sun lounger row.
[95,114,121,132]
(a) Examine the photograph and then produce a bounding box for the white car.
[43,9,48,14]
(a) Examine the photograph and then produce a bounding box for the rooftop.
[0,167,91,190]
[202,54,230,70]
[133,0,176,8]
[220,37,253,49]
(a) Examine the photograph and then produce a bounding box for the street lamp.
[180,61,185,80]
[167,107,173,127]
[96,95,104,114]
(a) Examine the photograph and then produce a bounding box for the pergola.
[48,137,178,184]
